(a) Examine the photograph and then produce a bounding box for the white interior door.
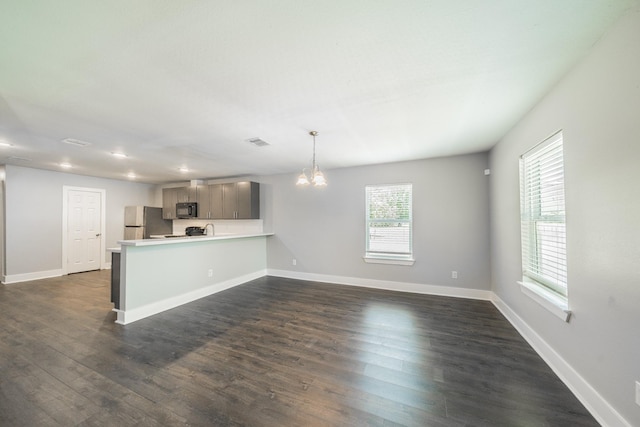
[67,189,102,274]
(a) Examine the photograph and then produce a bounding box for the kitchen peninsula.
[113,232,273,325]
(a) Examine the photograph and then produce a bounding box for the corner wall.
[262,152,491,295]
[3,165,159,279]
[489,5,640,426]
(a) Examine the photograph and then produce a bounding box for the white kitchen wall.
[2,165,159,280]
[489,4,640,426]
[260,152,491,294]
[172,219,263,235]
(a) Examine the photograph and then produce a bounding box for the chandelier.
[296,131,327,187]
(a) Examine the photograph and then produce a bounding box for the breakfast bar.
[114,232,273,325]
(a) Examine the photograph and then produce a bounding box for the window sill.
[518,280,571,322]
[363,255,415,266]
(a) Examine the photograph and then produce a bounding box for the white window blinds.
[519,131,568,297]
[365,184,412,257]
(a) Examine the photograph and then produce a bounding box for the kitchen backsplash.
[172,219,263,236]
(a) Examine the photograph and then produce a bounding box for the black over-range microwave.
[176,202,198,218]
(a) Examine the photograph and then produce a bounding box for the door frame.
[62,186,107,275]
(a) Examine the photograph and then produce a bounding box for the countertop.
[118,232,273,247]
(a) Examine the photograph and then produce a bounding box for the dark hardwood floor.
[0,271,598,426]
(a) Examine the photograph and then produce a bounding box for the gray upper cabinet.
[193,184,221,219]
[221,182,260,219]
[205,182,259,219]
[195,185,210,219]
[235,181,260,219]
[163,186,199,219]
[176,186,197,203]
[209,184,223,219]
[163,182,259,220]
[162,187,178,219]
[221,183,237,219]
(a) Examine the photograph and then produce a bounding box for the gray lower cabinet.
[111,252,120,309]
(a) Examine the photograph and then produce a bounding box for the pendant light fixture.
[296,131,327,187]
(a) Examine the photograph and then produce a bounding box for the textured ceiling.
[0,1,635,183]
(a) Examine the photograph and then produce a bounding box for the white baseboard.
[5,264,623,425]
[2,269,63,284]
[267,269,492,301]
[2,264,113,284]
[491,294,630,427]
[116,269,267,325]
[270,269,628,426]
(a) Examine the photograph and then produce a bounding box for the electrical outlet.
[207,269,213,278]
[451,271,458,279]
[635,381,640,406]
[292,259,297,266]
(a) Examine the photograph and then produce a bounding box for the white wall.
[261,152,491,293]
[489,5,640,426]
[3,165,159,278]
[119,236,268,324]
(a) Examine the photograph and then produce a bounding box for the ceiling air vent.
[62,138,91,147]
[245,137,269,147]
[7,156,32,162]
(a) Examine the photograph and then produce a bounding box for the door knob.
[96,233,101,237]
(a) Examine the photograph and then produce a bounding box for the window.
[519,131,568,300]
[364,183,413,265]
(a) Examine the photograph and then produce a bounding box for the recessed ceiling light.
[0,141,13,147]
[60,162,72,169]
[111,152,128,158]
[127,172,136,179]
[62,138,91,147]
[178,167,189,173]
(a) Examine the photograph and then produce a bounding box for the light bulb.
[312,169,326,186]
[296,171,310,186]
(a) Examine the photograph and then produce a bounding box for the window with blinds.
[365,184,412,259]
[519,131,568,298]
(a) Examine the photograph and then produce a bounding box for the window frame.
[519,130,569,311]
[363,183,414,265]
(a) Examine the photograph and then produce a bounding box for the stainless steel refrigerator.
[124,206,172,239]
